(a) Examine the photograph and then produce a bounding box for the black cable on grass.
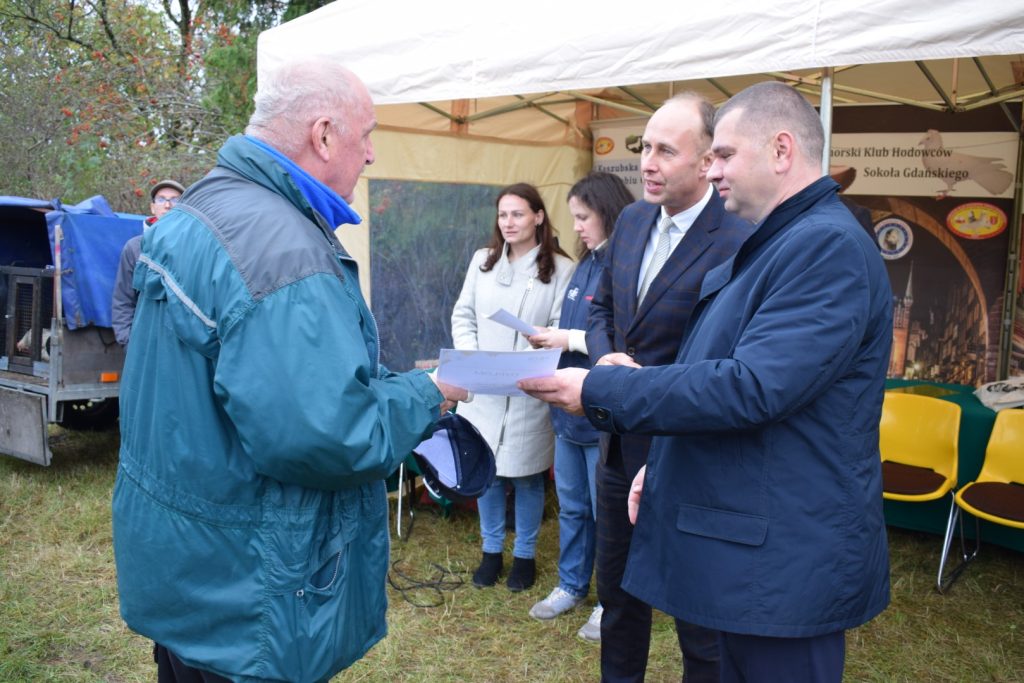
[387,560,465,608]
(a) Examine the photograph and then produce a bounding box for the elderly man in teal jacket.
[112,59,465,683]
[522,82,891,683]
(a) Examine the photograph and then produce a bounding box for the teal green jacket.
[112,136,442,682]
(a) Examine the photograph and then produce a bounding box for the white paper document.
[436,348,561,396]
[487,308,538,336]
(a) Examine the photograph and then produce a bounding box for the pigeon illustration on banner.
[919,129,1013,197]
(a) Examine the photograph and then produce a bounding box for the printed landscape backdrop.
[369,180,499,371]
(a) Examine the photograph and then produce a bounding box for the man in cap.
[111,178,185,345]
[521,81,892,682]
[111,58,466,682]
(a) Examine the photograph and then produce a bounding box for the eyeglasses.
[152,196,179,207]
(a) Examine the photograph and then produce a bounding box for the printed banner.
[590,117,647,200]
[831,132,1018,199]
[838,191,1013,387]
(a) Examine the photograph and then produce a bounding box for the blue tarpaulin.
[0,195,144,329]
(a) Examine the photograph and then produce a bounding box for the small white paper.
[487,308,538,336]
[436,348,561,396]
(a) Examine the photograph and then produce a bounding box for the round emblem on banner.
[874,218,913,260]
[594,137,614,155]
[946,202,1007,240]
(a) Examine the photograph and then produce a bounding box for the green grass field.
[1,428,1021,682]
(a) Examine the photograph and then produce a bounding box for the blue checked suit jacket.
[586,189,752,478]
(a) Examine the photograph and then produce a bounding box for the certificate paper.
[487,308,538,336]
[436,348,561,396]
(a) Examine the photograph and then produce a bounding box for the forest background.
[1,0,329,212]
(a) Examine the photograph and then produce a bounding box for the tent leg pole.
[820,66,834,175]
[996,126,1023,380]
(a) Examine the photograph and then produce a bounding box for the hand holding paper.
[518,367,588,415]
[429,372,469,413]
[527,326,570,351]
[436,348,561,396]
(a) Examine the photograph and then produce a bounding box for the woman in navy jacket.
[526,172,634,641]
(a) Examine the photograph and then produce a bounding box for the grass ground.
[1,428,1022,682]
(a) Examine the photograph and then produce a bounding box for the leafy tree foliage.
[0,0,320,210]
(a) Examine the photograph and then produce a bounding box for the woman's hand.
[527,326,570,351]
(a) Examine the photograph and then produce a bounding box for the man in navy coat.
[523,82,892,682]
[585,93,751,682]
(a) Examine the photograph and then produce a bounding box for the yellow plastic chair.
[879,392,961,591]
[938,408,1024,592]
[880,392,961,503]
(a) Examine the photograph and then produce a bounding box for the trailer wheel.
[59,398,120,431]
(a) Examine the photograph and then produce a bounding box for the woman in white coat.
[452,182,575,592]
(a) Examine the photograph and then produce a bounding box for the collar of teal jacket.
[218,134,362,231]
[217,134,380,371]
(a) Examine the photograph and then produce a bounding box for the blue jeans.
[554,437,599,597]
[478,472,545,559]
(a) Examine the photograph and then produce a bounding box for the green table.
[883,379,1022,553]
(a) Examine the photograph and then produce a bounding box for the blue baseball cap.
[412,413,495,502]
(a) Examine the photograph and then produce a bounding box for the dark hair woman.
[524,171,633,639]
[479,182,569,282]
[451,182,576,593]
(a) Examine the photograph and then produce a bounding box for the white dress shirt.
[636,184,714,295]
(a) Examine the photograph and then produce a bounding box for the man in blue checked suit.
[585,93,751,683]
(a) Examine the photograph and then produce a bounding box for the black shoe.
[506,556,536,592]
[472,552,503,588]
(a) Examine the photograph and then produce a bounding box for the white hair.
[245,58,363,156]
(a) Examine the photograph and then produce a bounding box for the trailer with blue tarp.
[0,195,144,465]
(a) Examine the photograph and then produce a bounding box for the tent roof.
[258,0,1024,142]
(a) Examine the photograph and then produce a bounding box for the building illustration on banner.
[888,261,916,377]
[809,125,1018,387]
[851,189,1010,387]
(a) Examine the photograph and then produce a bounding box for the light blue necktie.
[638,215,674,304]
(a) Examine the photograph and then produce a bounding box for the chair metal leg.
[937,494,980,593]
[395,461,417,541]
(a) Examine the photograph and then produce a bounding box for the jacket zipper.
[334,249,381,377]
[496,275,534,455]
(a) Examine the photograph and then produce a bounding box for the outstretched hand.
[518,368,588,415]
[429,374,468,414]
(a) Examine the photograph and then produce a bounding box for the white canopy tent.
[257,0,1024,376]
[258,1,1024,126]
[257,0,1024,197]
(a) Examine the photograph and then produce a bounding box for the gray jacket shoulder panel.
[181,167,347,301]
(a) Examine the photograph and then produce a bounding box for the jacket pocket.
[676,503,768,546]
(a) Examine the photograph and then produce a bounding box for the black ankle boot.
[472,552,503,588]
[506,556,536,592]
